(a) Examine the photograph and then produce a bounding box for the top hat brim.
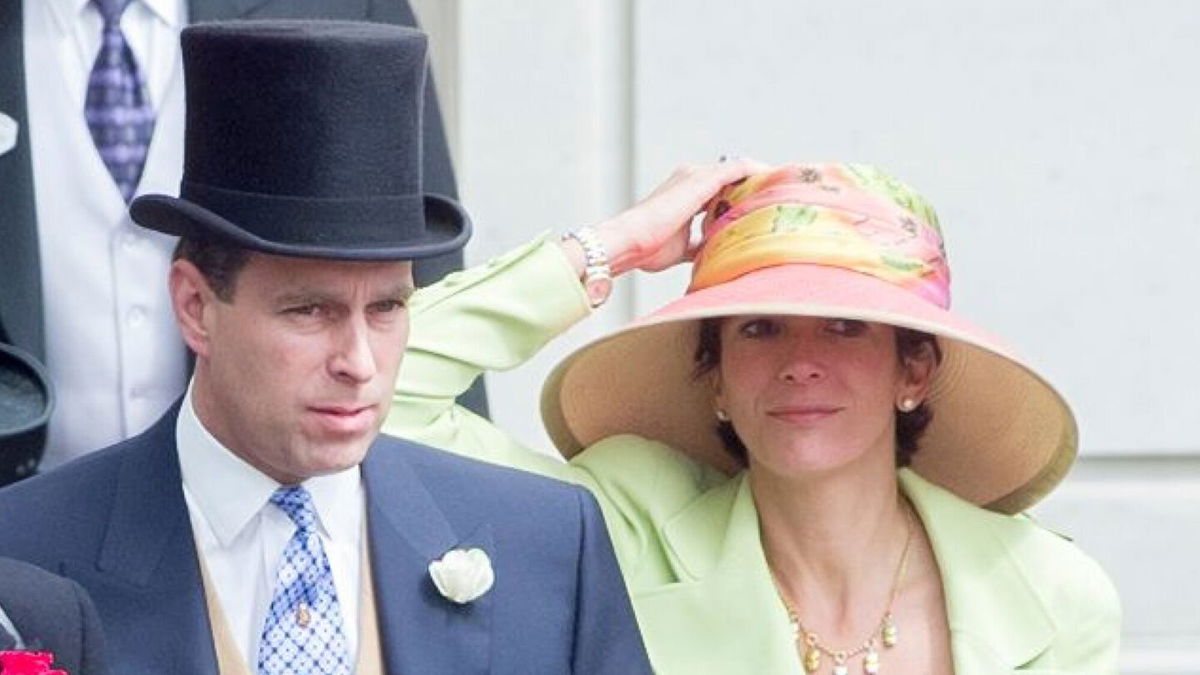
[129,191,471,261]
[1,343,54,482]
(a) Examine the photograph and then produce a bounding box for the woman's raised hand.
[563,158,768,277]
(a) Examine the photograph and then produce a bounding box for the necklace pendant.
[864,647,880,674]
[832,666,849,675]
[881,614,898,648]
[296,602,311,628]
[802,646,821,672]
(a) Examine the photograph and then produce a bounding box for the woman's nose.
[777,345,824,383]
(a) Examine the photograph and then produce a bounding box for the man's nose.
[330,316,377,383]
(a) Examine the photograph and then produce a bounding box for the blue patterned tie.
[257,486,352,675]
[84,0,155,203]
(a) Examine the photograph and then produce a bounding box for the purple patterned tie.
[84,0,155,203]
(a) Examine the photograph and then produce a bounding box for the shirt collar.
[48,0,185,32]
[139,0,185,28]
[176,381,363,549]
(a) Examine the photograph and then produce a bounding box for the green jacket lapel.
[900,469,1057,672]
[645,474,801,673]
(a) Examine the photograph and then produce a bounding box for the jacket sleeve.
[386,236,722,577]
[385,234,589,479]
[569,488,653,675]
[1038,550,1122,673]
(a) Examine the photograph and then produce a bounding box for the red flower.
[0,651,66,675]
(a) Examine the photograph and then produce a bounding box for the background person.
[0,557,107,675]
[388,162,1121,673]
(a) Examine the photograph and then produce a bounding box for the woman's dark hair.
[693,318,942,467]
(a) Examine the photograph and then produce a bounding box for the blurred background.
[411,1,1199,670]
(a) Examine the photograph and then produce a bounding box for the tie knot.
[92,0,132,26]
[269,486,317,531]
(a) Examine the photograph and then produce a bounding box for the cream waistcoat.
[199,537,383,674]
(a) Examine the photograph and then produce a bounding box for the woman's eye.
[738,318,780,338]
[827,319,867,336]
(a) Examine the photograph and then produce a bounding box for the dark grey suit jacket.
[0,557,108,675]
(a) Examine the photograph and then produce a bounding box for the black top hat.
[131,20,470,260]
[0,343,53,486]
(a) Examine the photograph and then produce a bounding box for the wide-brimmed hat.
[0,343,54,486]
[131,20,469,260]
[542,163,1076,513]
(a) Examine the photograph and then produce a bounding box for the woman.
[386,162,1120,674]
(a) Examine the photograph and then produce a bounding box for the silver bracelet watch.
[562,227,614,308]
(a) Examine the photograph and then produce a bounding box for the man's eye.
[827,319,867,336]
[370,299,406,314]
[285,304,321,316]
[738,318,779,338]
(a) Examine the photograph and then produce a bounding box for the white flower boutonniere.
[429,548,494,604]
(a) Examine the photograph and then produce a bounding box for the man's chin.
[293,443,372,478]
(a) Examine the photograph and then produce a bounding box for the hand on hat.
[561,158,768,278]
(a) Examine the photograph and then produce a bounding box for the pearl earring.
[898,397,918,412]
[716,409,730,422]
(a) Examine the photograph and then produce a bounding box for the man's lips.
[306,404,377,434]
[766,405,843,423]
[309,405,374,416]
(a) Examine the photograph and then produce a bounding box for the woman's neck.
[750,454,914,641]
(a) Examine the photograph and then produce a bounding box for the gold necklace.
[769,501,915,675]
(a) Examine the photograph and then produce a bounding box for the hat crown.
[181,20,427,199]
[131,19,470,261]
[693,163,951,308]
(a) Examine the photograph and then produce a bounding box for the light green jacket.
[386,237,1121,674]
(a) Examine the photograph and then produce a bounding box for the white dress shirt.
[177,384,364,665]
[24,0,189,468]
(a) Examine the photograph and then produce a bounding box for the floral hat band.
[691,163,952,309]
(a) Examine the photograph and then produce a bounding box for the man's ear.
[169,259,218,359]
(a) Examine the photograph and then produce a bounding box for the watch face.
[586,276,614,306]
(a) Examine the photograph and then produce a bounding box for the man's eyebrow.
[384,283,416,302]
[273,282,414,306]
[274,289,330,306]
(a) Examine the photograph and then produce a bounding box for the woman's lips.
[766,405,843,424]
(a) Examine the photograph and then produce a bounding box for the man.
[0,22,649,674]
[0,0,480,481]
[0,558,108,675]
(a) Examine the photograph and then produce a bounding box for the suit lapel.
[900,470,1057,673]
[0,1,45,356]
[643,473,801,674]
[62,407,219,675]
[362,442,491,675]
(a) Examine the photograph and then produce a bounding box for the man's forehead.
[243,251,414,292]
